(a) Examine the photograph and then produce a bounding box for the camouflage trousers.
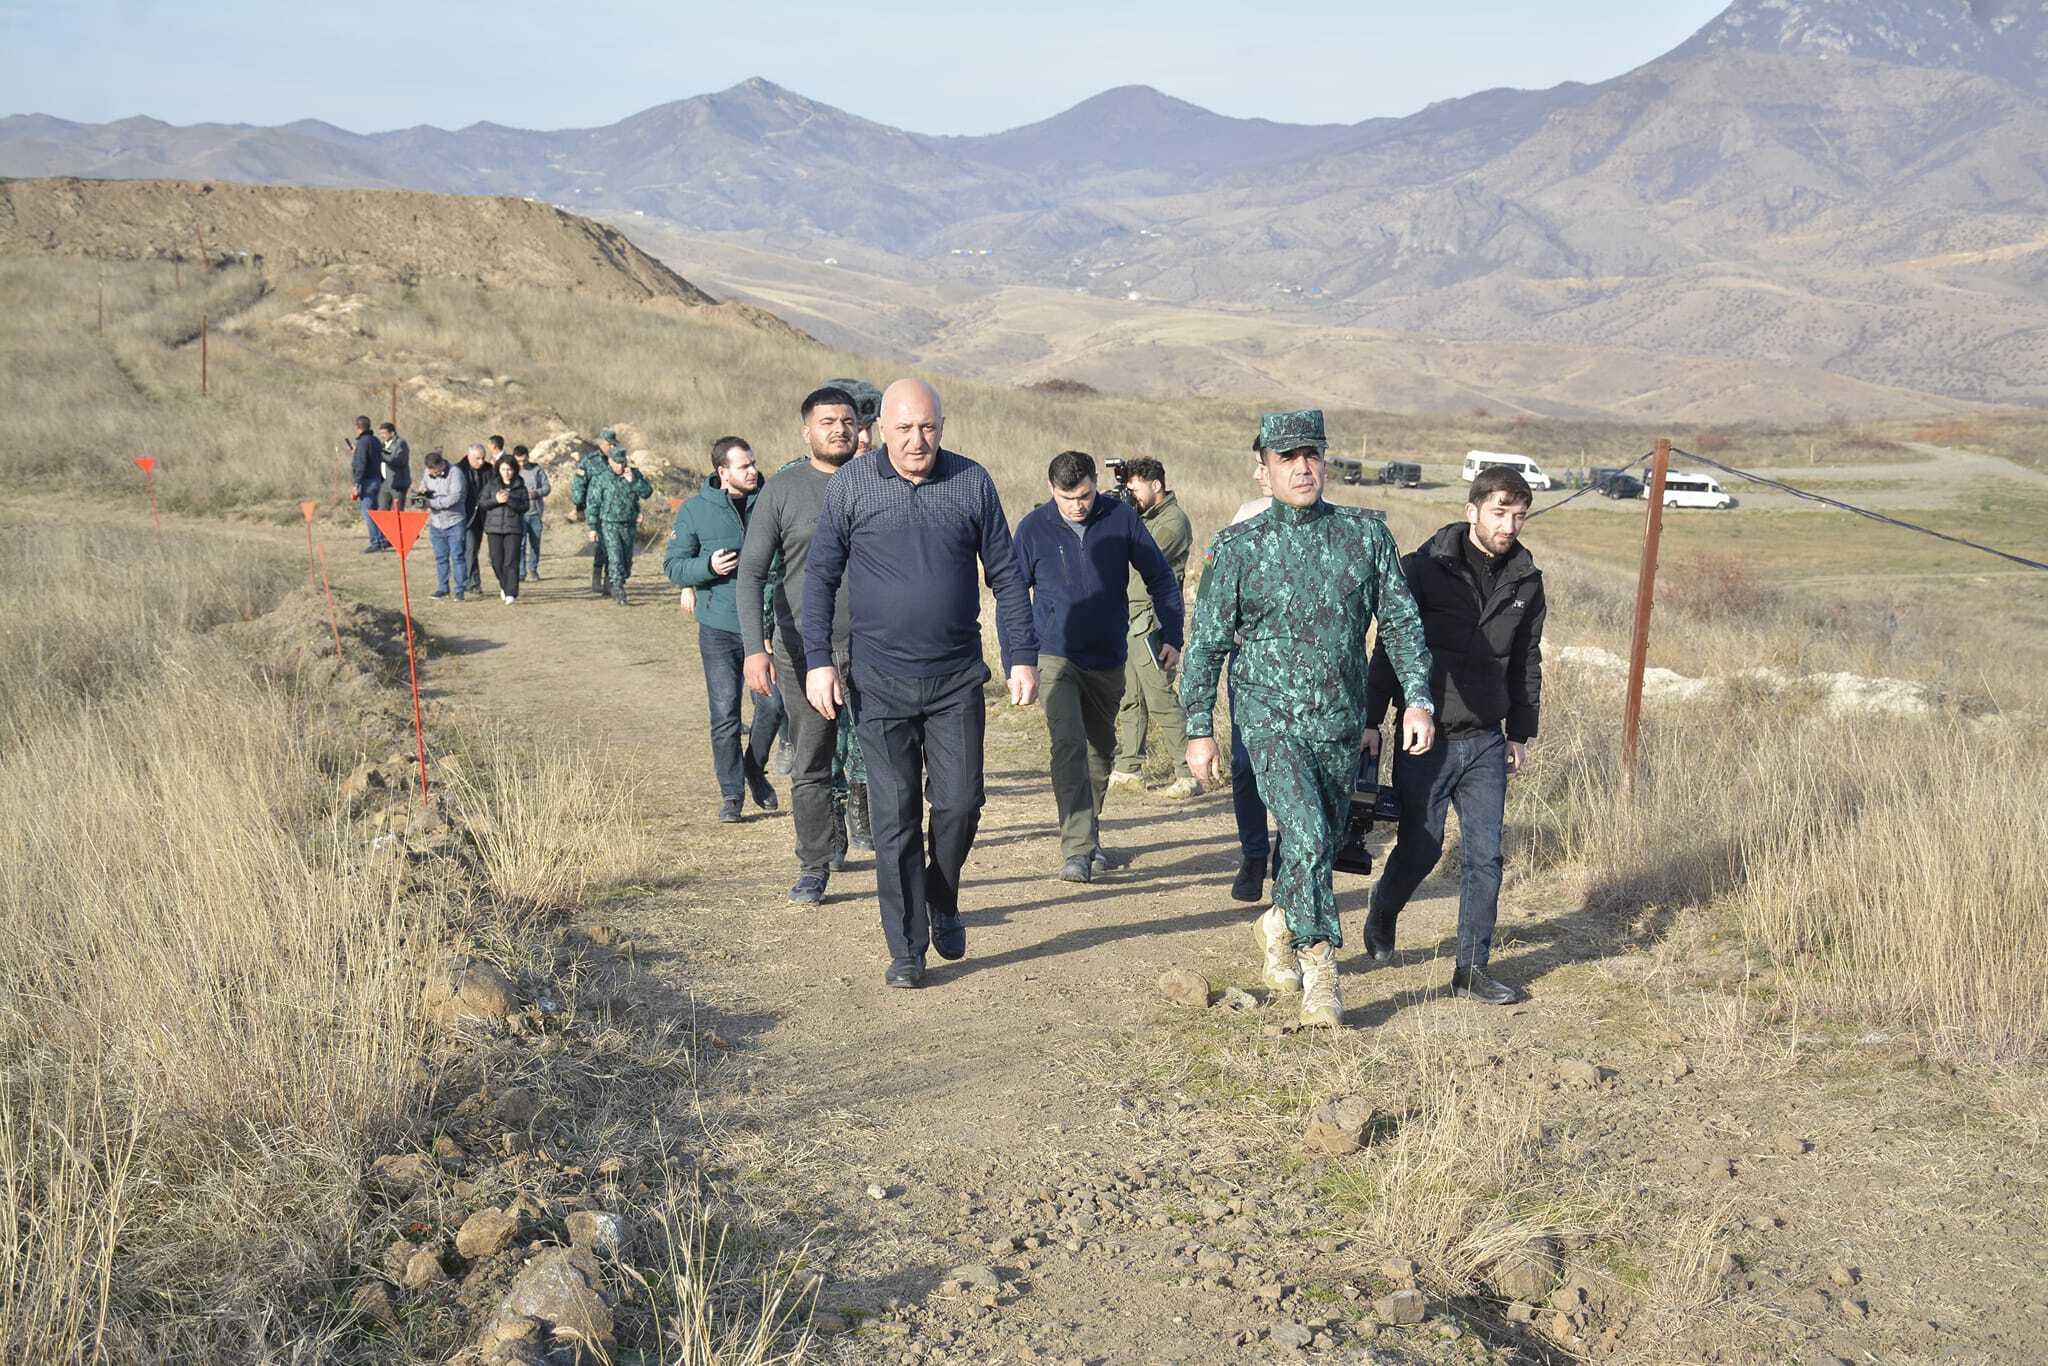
[594,522,636,584]
[1247,735,1356,948]
[831,706,867,798]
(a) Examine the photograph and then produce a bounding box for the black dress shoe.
[749,780,779,811]
[1451,964,1518,1005]
[1229,857,1265,903]
[884,957,925,988]
[1361,904,1397,963]
[931,912,966,961]
[717,798,743,824]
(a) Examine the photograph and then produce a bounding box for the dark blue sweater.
[803,447,1037,679]
[1014,493,1183,671]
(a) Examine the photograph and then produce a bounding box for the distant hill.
[5,0,2047,412]
[0,177,721,307]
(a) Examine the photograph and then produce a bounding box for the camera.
[1102,457,1138,508]
[1333,745,1401,876]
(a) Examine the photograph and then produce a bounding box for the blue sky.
[2,1,1729,133]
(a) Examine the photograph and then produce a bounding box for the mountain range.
[6,0,2048,415]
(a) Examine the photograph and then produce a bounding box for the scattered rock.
[402,1246,446,1290]
[1196,1247,1237,1274]
[1489,1236,1563,1302]
[1158,968,1212,1009]
[1828,1264,1859,1288]
[1302,1096,1374,1156]
[1775,1133,1813,1156]
[495,1087,542,1127]
[1379,1257,1419,1284]
[456,1206,524,1260]
[498,1246,614,1348]
[1376,1289,1426,1325]
[423,955,520,1026]
[350,1281,399,1332]
[1665,1052,1694,1082]
[1505,1300,1537,1324]
[866,1182,892,1201]
[1558,1059,1606,1088]
[1218,987,1259,1012]
[941,1264,1000,1294]
[1270,1321,1313,1349]
[566,1210,627,1258]
[367,1152,437,1198]
[1840,1297,1869,1321]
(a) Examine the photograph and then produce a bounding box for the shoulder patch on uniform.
[1328,503,1385,522]
[1201,518,1256,566]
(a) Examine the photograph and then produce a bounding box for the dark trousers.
[850,662,988,965]
[487,531,522,598]
[1040,655,1125,861]
[776,638,846,876]
[522,511,544,575]
[1228,672,1275,870]
[463,523,484,591]
[361,479,388,549]
[374,482,408,512]
[699,623,779,802]
[1369,729,1509,968]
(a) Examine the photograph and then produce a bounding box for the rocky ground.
[55,501,2046,1365]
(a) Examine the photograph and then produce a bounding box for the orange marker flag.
[134,456,160,535]
[366,507,434,804]
[667,496,683,512]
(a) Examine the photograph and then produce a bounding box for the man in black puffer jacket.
[1361,465,1546,1005]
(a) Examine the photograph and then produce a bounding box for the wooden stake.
[200,308,209,397]
[1620,438,1672,781]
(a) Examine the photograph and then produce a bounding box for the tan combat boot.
[1298,942,1344,1029]
[1253,907,1303,995]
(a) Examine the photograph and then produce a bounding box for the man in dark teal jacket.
[667,437,782,822]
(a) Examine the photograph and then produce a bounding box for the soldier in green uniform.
[581,444,653,606]
[570,429,628,596]
[1180,409,1438,1030]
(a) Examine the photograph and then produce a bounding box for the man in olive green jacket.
[1111,458,1199,799]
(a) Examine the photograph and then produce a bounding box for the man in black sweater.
[1362,465,1546,1004]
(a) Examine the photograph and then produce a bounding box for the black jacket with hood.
[1366,521,1545,742]
[477,467,532,535]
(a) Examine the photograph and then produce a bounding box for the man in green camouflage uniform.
[581,444,654,606]
[1180,409,1437,1030]
[570,429,629,596]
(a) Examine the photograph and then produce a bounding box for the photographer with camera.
[1361,466,1546,1006]
[1106,457,1200,802]
[417,451,470,601]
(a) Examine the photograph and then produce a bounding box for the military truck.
[1327,457,1366,485]
[1376,460,1422,487]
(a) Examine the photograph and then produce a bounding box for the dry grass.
[452,745,660,916]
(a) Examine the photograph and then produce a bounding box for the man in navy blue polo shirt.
[1014,450,1185,883]
[802,379,1039,988]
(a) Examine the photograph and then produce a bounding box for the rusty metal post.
[173,254,181,289]
[1620,438,1672,780]
[98,270,105,332]
[390,382,397,428]
[195,227,208,274]
[200,308,209,397]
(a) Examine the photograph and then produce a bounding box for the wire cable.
[1667,447,2048,574]
[1523,451,1655,520]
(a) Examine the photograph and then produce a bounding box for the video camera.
[1102,457,1138,508]
[1333,744,1402,876]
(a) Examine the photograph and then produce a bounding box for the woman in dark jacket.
[459,444,491,593]
[480,452,532,603]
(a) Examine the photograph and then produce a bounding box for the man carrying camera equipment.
[418,451,470,601]
[737,387,863,902]
[1107,457,1199,802]
[1181,410,1435,1031]
[1362,465,1545,1005]
[1014,450,1184,884]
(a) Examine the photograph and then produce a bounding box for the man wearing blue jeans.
[419,452,470,600]
[347,415,389,552]
[1362,465,1547,1004]
[515,445,551,579]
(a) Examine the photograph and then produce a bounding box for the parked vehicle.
[1327,457,1365,485]
[1376,460,1422,487]
[1461,451,1552,490]
[1598,473,1644,499]
[1644,472,1733,509]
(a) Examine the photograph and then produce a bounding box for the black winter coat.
[477,471,531,534]
[1366,522,1545,741]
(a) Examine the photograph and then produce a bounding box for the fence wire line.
[1523,451,1656,520]
[1668,446,2048,574]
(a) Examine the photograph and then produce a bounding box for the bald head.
[880,378,944,482]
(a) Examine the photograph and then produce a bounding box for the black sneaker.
[717,798,743,824]
[1229,856,1265,903]
[931,912,966,961]
[749,780,779,811]
[884,956,925,989]
[1451,964,1518,1005]
[788,873,827,905]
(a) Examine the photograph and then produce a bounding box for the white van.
[1645,472,1733,510]
[1461,451,1552,491]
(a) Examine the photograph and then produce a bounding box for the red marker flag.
[301,501,345,666]
[366,508,434,804]
[667,496,683,512]
[134,456,160,535]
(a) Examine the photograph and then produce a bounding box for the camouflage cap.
[597,428,620,445]
[1254,408,1328,454]
[824,377,883,426]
